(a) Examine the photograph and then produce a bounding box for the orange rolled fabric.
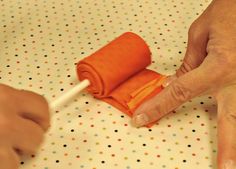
[77,32,166,121]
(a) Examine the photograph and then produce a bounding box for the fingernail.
[132,114,149,127]
[162,75,177,87]
[223,160,236,169]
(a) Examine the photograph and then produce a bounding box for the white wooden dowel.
[50,79,90,110]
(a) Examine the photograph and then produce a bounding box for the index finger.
[132,53,224,126]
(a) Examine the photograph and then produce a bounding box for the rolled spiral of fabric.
[77,32,152,98]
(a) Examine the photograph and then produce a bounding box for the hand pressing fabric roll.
[77,32,166,118]
[131,0,236,168]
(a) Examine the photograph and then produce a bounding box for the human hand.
[0,84,50,169]
[132,0,236,168]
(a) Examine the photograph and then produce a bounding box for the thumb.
[216,85,236,169]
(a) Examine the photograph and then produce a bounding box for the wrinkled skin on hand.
[132,0,236,168]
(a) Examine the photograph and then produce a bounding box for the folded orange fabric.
[77,32,166,122]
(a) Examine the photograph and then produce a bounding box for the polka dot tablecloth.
[0,0,218,169]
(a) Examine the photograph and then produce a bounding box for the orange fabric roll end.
[77,32,166,126]
[77,32,151,98]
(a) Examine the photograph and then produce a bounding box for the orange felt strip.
[127,75,167,110]
[77,32,165,127]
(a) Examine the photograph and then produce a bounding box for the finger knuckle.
[22,91,50,128]
[18,122,44,154]
[188,22,198,36]
[31,134,44,153]
[34,94,50,122]
[26,135,44,154]
[169,81,192,103]
[179,61,193,74]
[25,91,48,106]
[188,21,201,41]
